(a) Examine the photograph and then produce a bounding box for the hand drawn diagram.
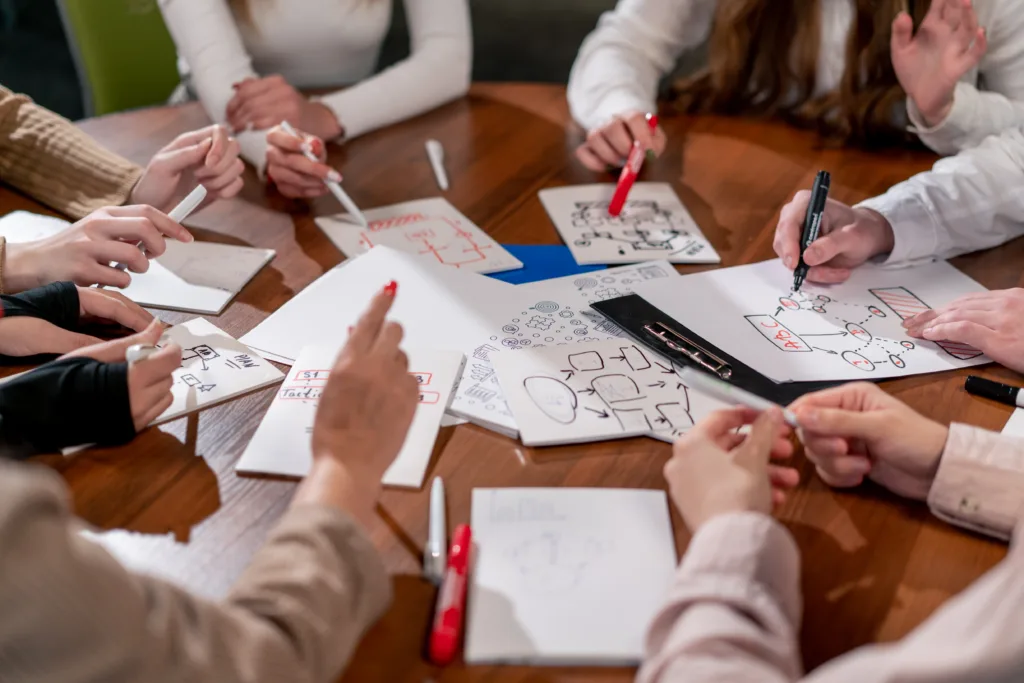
[539,183,720,265]
[495,340,704,445]
[745,286,982,374]
[316,198,521,274]
[506,532,605,595]
[169,341,267,393]
[492,299,622,352]
[449,360,516,429]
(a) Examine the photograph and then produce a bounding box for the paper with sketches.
[316,198,522,274]
[0,211,275,314]
[632,259,991,383]
[236,346,464,489]
[538,183,720,265]
[493,339,727,446]
[1004,409,1024,438]
[466,487,677,665]
[152,318,283,425]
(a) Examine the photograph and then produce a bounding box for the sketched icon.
[533,301,560,314]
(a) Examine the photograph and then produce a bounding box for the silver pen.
[424,476,447,585]
[110,184,207,276]
[279,120,368,227]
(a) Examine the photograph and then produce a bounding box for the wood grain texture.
[3,83,1021,680]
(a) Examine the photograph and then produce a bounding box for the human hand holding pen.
[276,121,367,225]
[773,193,895,285]
[266,125,337,199]
[576,110,667,172]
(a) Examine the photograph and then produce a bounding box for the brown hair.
[673,0,929,147]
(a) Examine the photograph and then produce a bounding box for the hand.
[891,0,987,128]
[0,287,154,357]
[789,383,948,500]
[266,125,338,199]
[62,319,182,430]
[773,193,895,284]
[903,289,1024,373]
[131,125,244,212]
[307,282,419,516]
[664,408,798,531]
[226,75,343,140]
[576,110,667,172]
[4,205,193,291]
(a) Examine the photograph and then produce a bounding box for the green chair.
[56,0,180,117]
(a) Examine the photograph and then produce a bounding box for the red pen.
[429,524,471,666]
[608,113,659,217]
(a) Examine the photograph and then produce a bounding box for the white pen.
[279,120,368,227]
[424,476,447,585]
[678,367,799,428]
[126,344,159,365]
[109,184,207,278]
[425,139,449,191]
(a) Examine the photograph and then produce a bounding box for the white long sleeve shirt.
[157,0,471,171]
[641,425,1024,682]
[567,0,1024,155]
[859,125,1024,265]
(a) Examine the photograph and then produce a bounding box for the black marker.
[793,170,831,292]
[965,375,1024,409]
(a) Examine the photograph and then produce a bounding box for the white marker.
[280,120,368,227]
[678,367,799,428]
[424,476,447,585]
[426,139,449,191]
[126,344,159,365]
[109,184,207,278]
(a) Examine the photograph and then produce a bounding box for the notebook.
[235,345,464,489]
[466,487,677,665]
[0,211,275,315]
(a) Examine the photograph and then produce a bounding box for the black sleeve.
[0,357,134,458]
[1,281,80,329]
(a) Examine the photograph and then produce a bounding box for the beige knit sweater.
[0,85,142,219]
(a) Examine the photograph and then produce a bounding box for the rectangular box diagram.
[744,315,812,352]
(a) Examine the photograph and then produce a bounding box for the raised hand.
[892,0,987,127]
[903,288,1024,373]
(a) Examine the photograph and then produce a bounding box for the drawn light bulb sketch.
[745,286,983,372]
[507,532,605,594]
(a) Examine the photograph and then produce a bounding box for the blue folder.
[489,245,606,285]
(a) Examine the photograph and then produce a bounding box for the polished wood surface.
[7,83,1023,681]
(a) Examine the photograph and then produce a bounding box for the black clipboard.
[591,294,840,404]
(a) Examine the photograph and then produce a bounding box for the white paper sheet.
[315,198,522,274]
[466,487,677,665]
[235,346,464,489]
[538,183,720,265]
[152,318,284,425]
[492,339,728,446]
[0,211,275,314]
[632,259,991,383]
[1004,409,1024,438]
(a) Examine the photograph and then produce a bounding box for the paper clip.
[643,322,733,380]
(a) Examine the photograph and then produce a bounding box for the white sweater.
[567,0,1024,155]
[158,0,472,171]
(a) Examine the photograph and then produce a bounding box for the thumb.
[154,137,214,175]
[734,409,781,472]
[803,225,859,266]
[797,406,881,441]
[891,12,914,52]
[61,319,164,363]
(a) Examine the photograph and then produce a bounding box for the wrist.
[916,95,955,129]
[920,422,949,484]
[3,244,42,293]
[855,207,895,257]
[307,102,344,140]
[296,456,381,523]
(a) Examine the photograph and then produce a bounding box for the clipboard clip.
[643,322,734,380]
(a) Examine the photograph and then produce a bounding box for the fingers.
[802,225,861,266]
[689,407,757,442]
[768,465,800,490]
[890,11,914,52]
[651,126,668,156]
[106,204,193,243]
[203,124,231,168]
[907,307,999,339]
[773,190,810,269]
[86,240,150,275]
[584,128,625,168]
[917,320,996,350]
[814,459,871,489]
[575,143,608,172]
[733,408,782,470]
[89,215,168,256]
[602,120,635,160]
[136,391,174,430]
[955,0,979,51]
[940,0,963,31]
[622,114,656,152]
[266,145,338,182]
[132,343,182,387]
[344,284,398,355]
[0,318,103,356]
[153,137,214,176]
[61,318,164,362]
[789,381,881,416]
[804,264,853,284]
[371,321,405,359]
[78,288,155,332]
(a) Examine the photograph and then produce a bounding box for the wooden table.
[7,83,1023,681]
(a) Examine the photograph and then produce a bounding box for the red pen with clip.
[608,112,659,217]
[429,524,472,666]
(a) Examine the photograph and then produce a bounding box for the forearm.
[638,513,803,683]
[0,462,391,683]
[0,87,140,219]
[857,126,1024,265]
[910,83,1024,155]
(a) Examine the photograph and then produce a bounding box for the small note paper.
[1004,409,1024,439]
[0,211,275,315]
[153,318,284,425]
[235,346,465,489]
[316,197,522,274]
[466,487,677,665]
[538,183,720,265]
[492,338,727,446]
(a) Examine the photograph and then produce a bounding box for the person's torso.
[236,0,394,88]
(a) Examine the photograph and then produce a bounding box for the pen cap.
[449,524,472,573]
[965,375,1017,404]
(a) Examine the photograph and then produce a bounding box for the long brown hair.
[673,0,929,147]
